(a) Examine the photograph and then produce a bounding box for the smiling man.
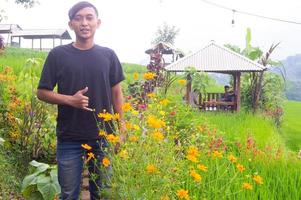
[37,1,125,199]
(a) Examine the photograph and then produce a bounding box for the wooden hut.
[165,42,266,111]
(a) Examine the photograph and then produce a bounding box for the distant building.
[0,24,72,51]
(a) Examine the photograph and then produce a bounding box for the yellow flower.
[186,155,198,163]
[228,154,237,163]
[106,134,120,143]
[242,182,253,190]
[118,150,129,159]
[146,164,157,174]
[85,152,95,163]
[190,169,202,182]
[98,112,113,121]
[131,110,139,116]
[81,144,92,151]
[147,116,165,129]
[122,102,132,112]
[212,150,223,158]
[187,146,199,157]
[197,164,208,172]
[178,79,187,85]
[99,130,107,137]
[147,93,156,98]
[159,99,170,106]
[236,164,246,173]
[253,175,263,185]
[129,135,139,142]
[143,72,156,80]
[133,72,139,80]
[102,157,110,167]
[160,195,170,200]
[176,189,190,200]
[152,131,164,141]
[133,124,140,130]
[159,111,166,116]
[113,113,120,121]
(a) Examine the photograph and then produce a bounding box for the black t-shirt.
[38,43,125,141]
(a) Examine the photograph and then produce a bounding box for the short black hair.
[68,1,98,20]
[224,85,230,89]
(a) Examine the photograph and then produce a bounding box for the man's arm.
[111,83,124,122]
[37,87,92,111]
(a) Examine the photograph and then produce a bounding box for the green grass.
[280,100,301,151]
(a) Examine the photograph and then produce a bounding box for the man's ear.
[97,19,101,28]
[68,21,74,30]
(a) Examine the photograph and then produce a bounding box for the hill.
[281,54,301,101]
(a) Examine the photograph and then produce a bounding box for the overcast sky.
[1,0,301,64]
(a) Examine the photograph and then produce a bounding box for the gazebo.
[10,29,71,50]
[165,42,266,111]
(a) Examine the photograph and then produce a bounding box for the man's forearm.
[37,89,71,105]
[111,84,124,121]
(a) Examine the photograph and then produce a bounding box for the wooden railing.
[198,92,236,111]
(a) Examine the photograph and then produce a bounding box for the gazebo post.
[185,74,192,103]
[235,72,241,111]
[31,38,34,49]
[40,38,42,51]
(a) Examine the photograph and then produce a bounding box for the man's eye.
[74,16,82,21]
[87,16,95,21]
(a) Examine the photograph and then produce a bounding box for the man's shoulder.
[93,45,115,55]
[49,44,72,55]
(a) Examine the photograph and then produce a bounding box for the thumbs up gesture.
[71,87,92,111]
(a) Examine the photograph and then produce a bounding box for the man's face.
[68,7,100,40]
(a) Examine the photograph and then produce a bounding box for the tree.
[225,28,284,114]
[0,0,37,22]
[152,22,180,45]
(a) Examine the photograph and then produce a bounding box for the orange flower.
[152,131,164,141]
[186,155,198,163]
[197,164,208,172]
[122,102,132,112]
[81,144,92,151]
[242,182,253,190]
[178,79,187,85]
[187,146,199,157]
[190,169,202,182]
[99,130,107,137]
[129,135,139,142]
[236,164,246,173]
[253,175,263,185]
[102,157,110,167]
[212,150,223,158]
[146,164,157,174]
[85,152,95,163]
[176,189,190,200]
[143,72,156,80]
[106,134,120,143]
[98,112,113,121]
[228,154,237,163]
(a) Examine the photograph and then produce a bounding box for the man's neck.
[73,38,94,50]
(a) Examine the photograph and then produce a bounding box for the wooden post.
[53,37,55,48]
[40,38,42,51]
[185,74,192,104]
[235,72,241,111]
[32,39,34,49]
[18,36,21,48]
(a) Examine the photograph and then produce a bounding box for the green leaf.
[21,172,40,192]
[37,174,60,200]
[22,185,43,200]
[30,160,50,173]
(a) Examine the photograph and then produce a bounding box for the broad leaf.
[37,174,60,200]
[21,172,40,192]
[30,160,50,173]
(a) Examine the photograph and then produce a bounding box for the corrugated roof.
[0,24,22,33]
[11,29,72,39]
[165,42,266,72]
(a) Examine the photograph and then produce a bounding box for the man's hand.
[70,87,92,111]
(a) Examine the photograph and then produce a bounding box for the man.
[37,1,125,199]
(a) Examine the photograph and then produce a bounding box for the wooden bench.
[198,93,236,111]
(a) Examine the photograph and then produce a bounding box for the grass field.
[280,101,301,151]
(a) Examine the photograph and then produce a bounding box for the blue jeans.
[57,139,110,200]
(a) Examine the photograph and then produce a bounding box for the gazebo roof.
[165,42,266,73]
[145,42,184,57]
[0,24,22,34]
[11,29,72,39]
